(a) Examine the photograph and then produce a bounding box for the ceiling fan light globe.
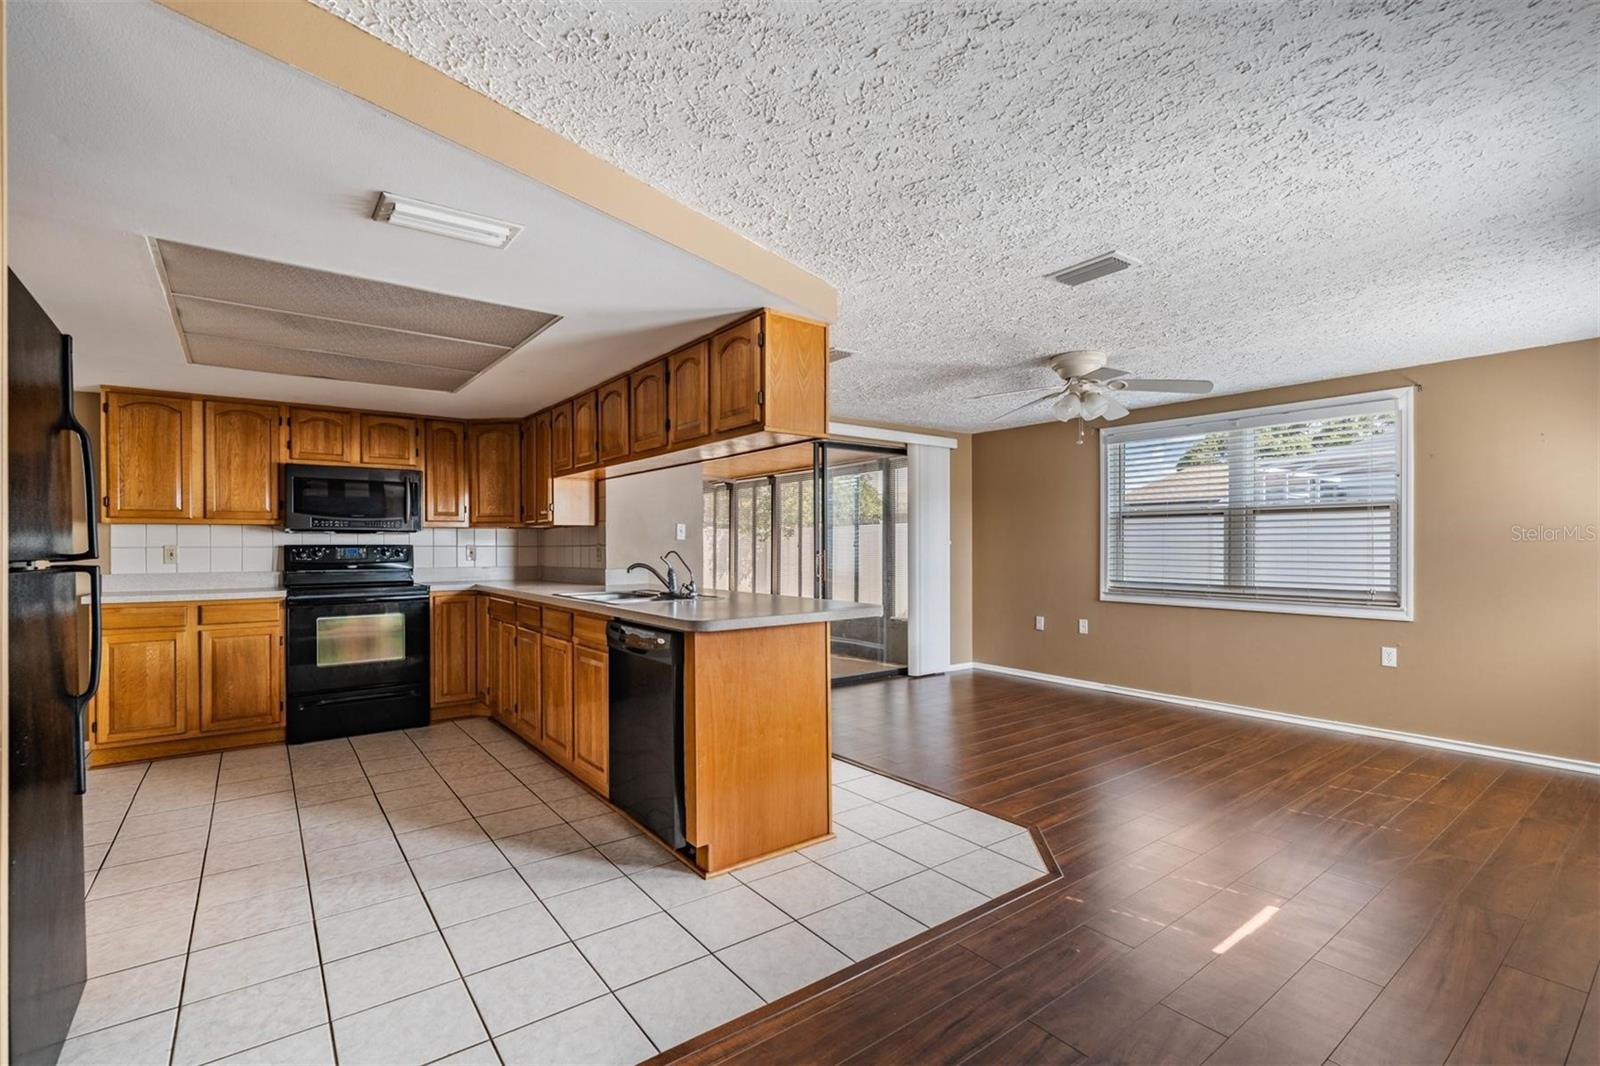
[1052,392,1084,422]
[1079,391,1111,419]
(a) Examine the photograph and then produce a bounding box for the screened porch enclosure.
[703,442,908,681]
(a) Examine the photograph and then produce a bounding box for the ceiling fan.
[976,350,1213,422]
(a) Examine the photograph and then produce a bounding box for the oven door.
[285,588,429,697]
[284,464,420,532]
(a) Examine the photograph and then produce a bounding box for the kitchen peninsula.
[438,582,880,876]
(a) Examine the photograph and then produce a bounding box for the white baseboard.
[955,661,1599,777]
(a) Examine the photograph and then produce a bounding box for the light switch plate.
[162,545,178,565]
[1034,615,1045,631]
[463,545,477,563]
[675,523,687,541]
[1078,618,1089,635]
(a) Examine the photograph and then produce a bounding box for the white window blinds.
[1101,389,1413,619]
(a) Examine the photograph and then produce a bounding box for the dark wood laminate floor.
[663,670,1600,1066]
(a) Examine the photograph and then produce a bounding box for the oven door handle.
[286,589,430,605]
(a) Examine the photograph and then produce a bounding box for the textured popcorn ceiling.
[314,0,1598,431]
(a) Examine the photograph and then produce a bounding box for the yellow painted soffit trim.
[155,0,838,322]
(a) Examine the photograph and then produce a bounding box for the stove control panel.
[284,544,412,567]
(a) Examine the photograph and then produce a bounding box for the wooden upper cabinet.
[288,408,356,465]
[710,317,764,434]
[468,421,521,526]
[596,377,630,463]
[629,360,669,455]
[668,341,711,446]
[527,412,554,526]
[198,623,282,735]
[103,391,203,521]
[359,414,419,468]
[550,402,574,476]
[423,420,469,527]
[572,392,598,471]
[202,400,281,523]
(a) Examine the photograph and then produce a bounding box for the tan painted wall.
[972,339,1600,763]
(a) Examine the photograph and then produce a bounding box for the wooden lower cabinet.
[198,623,282,734]
[538,633,575,763]
[515,626,540,740]
[496,618,518,729]
[91,600,283,764]
[571,643,608,792]
[429,592,478,708]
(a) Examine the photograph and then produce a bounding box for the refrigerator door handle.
[52,336,100,563]
[52,563,102,794]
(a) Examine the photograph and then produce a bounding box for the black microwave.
[283,464,421,532]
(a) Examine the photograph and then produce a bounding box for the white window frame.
[1099,387,1415,621]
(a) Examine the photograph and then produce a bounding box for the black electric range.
[283,543,430,743]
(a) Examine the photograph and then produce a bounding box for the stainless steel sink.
[555,590,719,603]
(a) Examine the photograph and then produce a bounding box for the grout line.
[286,738,349,1065]
[164,753,225,1066]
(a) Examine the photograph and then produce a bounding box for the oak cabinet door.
[430,593,478,707]
[539,634,574,763]
[498,620,519,729]
[572,644,608,793]
[360,414,419,468]
[710,317,764,434]
[468,422,521,526]
[596,377,630,463]
[287,408,356,464]
[529,413,554,526]
[476,595,491,705]
[629,360,669,455]
[423,420,470,526]
[572,392,598,471]
[203,400,282,523]
[668,341,711,445]
[483,612,500,714]
[516,626,541,744]
[94,627,193,746]
[550,402,574,475]
[198,624,282,734]
[103,391,202,521]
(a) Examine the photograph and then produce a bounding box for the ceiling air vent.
[1048,252,1140,287]
[828,348,856,363]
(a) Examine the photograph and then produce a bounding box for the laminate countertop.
[432,581,882,633]
[94,588,287,604]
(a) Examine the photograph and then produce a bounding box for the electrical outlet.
[675,523,687,541]
[1381,646,1398,668]
[1078,618,1089,635]
[463,545,477,563]
[1034,615,1046,632]
[162,545,177,566]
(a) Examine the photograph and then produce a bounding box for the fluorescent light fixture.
[372,192,522,249]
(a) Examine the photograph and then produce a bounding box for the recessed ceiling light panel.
[372,191,523,249]
[1048,252,1140,287]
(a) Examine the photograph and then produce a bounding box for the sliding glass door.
[702,441,907,684]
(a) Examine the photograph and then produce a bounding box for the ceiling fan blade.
[1081,366,1130,383]
[990,391,1061,421]
[970,385,1058,400]
[1115,377,1213,394]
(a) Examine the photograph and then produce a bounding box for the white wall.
[603,464,704,582]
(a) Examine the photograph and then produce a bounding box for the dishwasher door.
[607,621,689,853]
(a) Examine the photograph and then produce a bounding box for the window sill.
[1099,591,1413,622]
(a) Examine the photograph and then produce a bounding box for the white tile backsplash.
[105,524,544,582]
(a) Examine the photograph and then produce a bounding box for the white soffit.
[313,0,1600,431]
[5,1,806,417]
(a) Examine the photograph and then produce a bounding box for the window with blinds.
[1100,388,1413,619]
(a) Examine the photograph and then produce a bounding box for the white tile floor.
[68,720,1044,1065]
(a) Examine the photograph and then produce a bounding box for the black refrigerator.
[7,270,102,1064]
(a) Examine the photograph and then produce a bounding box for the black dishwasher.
[607,620,690,855]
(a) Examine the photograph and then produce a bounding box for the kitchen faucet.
[627,551,697,599]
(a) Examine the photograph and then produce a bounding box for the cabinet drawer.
[574,613,608,650]
[516,604,542,630]
[103,604,190,631]
[198,601,282,626]
[541,608,573,638]
[488,597,517,623]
